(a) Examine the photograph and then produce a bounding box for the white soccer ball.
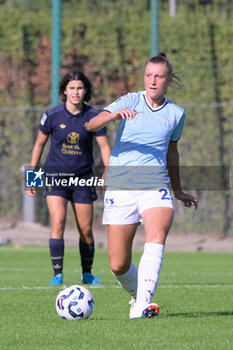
[55,285,94,320]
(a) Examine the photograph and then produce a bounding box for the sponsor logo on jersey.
[67,132,80,144]
[59,123,66,129]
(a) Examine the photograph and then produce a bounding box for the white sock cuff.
[111,262,137,281]
[144,243,165,256]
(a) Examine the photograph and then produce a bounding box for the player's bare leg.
[47,196,68,239]
[108,223,138,275]
[108,224,138,300]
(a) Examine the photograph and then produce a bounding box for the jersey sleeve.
[95,126,107,137]
[104,93,135,113]
[170,112,185,142]
[39,112,52,135]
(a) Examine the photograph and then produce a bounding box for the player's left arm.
[95,135,111,187]
[167,141,198,209]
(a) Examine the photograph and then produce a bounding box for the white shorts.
[103,188,174,225]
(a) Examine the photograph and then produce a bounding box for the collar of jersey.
[143,92,168,112]
[64,102,86,118]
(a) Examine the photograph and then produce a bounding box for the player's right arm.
[86,109,137,131]
[27,131,49,197]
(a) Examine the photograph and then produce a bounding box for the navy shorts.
[44,171,98,204]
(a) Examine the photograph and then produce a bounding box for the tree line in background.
[0,0,232,234]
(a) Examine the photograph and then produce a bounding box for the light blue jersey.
[104,91,185,189]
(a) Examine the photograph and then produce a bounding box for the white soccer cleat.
[129,298,159,319]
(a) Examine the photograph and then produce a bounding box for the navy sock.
[49,238,64,276]
[79,240,95,274]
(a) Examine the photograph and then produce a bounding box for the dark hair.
[145,52,182,88]
[59,70,92,102]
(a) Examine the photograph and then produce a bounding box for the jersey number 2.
[159,189,170,200]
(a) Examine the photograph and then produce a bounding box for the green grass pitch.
[0,246,232,350]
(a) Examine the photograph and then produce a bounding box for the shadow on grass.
[164,311,233,318]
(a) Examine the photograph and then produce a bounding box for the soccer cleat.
[49,273,63,285]
[129,301,159,319]
[81,272,102,285]
[142,304,159,318]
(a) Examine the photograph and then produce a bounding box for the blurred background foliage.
[0,0,232,234]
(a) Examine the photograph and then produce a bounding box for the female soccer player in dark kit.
[27,70,111,285]
[86,53,198,318]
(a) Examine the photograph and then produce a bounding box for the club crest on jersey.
[163,116,172,127]
[60,123,66,129]
[40,113,47,125]
[67,132,80,144]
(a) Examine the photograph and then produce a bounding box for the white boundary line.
[1,284,233,291]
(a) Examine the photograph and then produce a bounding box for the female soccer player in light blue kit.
[87,53,198,319]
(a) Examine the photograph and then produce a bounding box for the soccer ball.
[55,285,94,320]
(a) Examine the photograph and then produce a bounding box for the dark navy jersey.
[39,103,106,175]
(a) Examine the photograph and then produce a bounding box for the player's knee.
[51,219,65,236]
[110,261,129,276]
[79,227,93,243]
[146,230,168,245]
